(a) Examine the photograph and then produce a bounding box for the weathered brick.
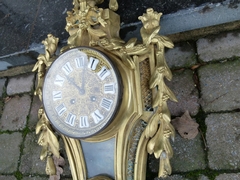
[171,133,206,172]
[198,175,209,180]
[154,175,189,180]
[0,78,6,97]
[0,95,31,131]
[215,173,240,180]
[7,73,35,95]
[28,95,42,130]
[23,176,48,180]
[197,31,240,62]
[19,132,46,174]
[206,113,240,170]
[165,41,197,69]
[0,132,22,173]
[149,134,206,173]
[199,60,240,112]
[166,69,199,116]
[0,176,16,180]
[155,174,208,180]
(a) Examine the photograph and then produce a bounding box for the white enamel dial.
[42,47,122,138]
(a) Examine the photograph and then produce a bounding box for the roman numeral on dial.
[75,56,85,68]
[54,75,65,87]
[88,57,99,70]
[52,91,62,101]
[91,109,104,124]
[104,83,115,94]
[55,103,66,116]
[79,116,89,128]
[97,66,110,80]
[100,98,113,111]
[65,113,76,126]
[62,62,73,75]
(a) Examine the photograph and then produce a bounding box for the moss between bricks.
[22,126,31,138]
[17,137,25,180]
[182,169,219,180]
[0,100,4,118]
[14,171,23,180]
[194,108,207,137]
[0,85,7,123]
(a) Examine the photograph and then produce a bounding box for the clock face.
[42,47,122,138]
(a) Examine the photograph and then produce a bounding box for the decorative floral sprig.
[139,8,177,177]
[32,34,60,176]
[32,34,59,101]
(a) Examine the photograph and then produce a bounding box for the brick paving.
[199,60,240,112]
[197,31,240,62]
[206,113,240,170]
[166,69,199,116]
[0,30,240,180]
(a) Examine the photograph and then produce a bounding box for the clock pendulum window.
[32,0,177,179]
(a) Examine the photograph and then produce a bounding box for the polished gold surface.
[32,34,59,101]
[33,0,176,179]
[33,34,60,175]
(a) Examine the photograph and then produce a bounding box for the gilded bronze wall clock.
[32,0,177,179]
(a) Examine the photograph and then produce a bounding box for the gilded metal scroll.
[33,35,60,175]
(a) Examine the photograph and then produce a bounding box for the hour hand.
[64,75,84,94]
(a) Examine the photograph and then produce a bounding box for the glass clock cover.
[42,47,122,138]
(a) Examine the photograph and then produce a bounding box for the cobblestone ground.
[0,30,240,180]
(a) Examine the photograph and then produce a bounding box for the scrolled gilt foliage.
[65,0,140,70]
[32,34,60,176]
[99,37,151,70]
[36,108,60,159]
[32,34,59,101]
[139,8,177,178]
[35,107,60,175]
[65,0,111,47]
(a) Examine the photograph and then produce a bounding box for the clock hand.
[80,67,86,92]
[64,75,84,94]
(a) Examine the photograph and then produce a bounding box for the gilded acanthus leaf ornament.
[64,0,139,70]
[32,34,59,101]
[109,0,118,11]
[139,8,177,177]
[36,107,60,175]
[65,0,110,47]
[32,34,60,176]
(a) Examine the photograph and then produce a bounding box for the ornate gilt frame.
[32,0,177,179]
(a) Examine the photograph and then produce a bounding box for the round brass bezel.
[42,47,123,139]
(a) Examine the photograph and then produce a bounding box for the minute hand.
[64,75,83,94]
[80,67,86,91]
